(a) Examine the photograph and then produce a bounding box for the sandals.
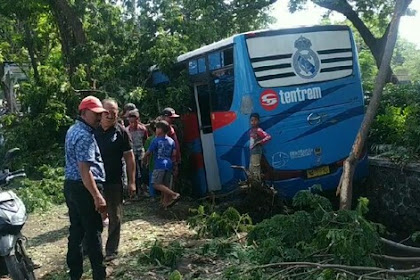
[165,194,181,209]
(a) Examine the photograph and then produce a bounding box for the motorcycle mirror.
[3,148,20,167]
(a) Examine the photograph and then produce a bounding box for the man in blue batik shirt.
[64,96,108,280]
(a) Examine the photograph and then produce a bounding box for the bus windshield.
[245,30,354,88]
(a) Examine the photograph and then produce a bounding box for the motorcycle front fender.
[0,234,17,256]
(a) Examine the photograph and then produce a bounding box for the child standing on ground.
[126,110,148,197]
[142,120,180,208]
[249,113,271,180]
[160,108,181,190]
[144,121,157,198]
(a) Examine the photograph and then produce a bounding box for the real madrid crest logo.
[292,36,320,79]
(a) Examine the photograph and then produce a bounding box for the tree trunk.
[337,0,411,210]
[53,0,87,45]
[48,0,89,79]
[22,21,40,85]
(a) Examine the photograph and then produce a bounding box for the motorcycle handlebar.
[0,171,26,186]
[9,169,25,176]
[6,172,26,183]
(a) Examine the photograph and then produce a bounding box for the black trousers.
[64,180,106,280]
[103,183,123,256]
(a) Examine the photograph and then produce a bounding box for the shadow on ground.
[28,226,69,248]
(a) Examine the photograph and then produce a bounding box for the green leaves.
[0,0,276,174]
[248,190,382,266]
[168,270,183,280]
[188,205,253,238]
[369,83,420,159]
[411,231,420,243]
[356,197,370,216]
[9,166,65,213]
[139,240,184,269]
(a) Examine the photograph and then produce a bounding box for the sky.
[270,0,420,47]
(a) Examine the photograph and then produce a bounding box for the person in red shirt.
[161,108,181,183]
[249,113,271,180]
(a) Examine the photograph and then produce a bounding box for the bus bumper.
[270,154,369,199]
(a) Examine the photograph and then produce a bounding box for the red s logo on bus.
[260,89,279,111]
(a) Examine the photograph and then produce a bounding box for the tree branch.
[313,0,400,83]
[52,0,87,45]
[314,0,377,53]
[372,254,420,262]
[245,261,420,276]
[379,0,413,43]
[22,20,40,85]
[380,237,420,254]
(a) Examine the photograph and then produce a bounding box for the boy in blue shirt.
[142,120,180,208]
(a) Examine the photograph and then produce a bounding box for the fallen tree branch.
[265,265,381,280]
[267,265,301,280]
[372,253,420,262]
[197,187,242,202]
[358,269,388,280]
[226,232,248,244]
[380,237,420,254]
[399,235,412,244]
[244,261,420,276]
[288,268,319,279]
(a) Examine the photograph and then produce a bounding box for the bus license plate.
[307,166,330,179]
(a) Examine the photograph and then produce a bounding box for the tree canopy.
[0,0,275,169]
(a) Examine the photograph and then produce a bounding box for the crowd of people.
[64,96,181,279]
[63,95,271,279]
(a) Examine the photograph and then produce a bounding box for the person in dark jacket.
[94,99,136,261]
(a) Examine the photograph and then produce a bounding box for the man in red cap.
[161,107,181,188]
[64,96,108,280]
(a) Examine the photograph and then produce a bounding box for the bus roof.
[176,36,236,63]
[175,25,350,64]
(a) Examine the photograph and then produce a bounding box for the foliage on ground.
[248,192,383,267]
[169,190,394,279]
[138,240,184,269]
[187,205,253,238]
[235,179,285,223]
[8,165,65,213]
[24,193,420,280]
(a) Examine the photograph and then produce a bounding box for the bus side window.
[209,52,221,70]
[198,57,206,73]
[189,60,198,75]
[222,48,233,67]
[211,69,234,112]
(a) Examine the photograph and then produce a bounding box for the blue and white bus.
[153,25,368,198]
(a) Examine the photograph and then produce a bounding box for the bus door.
[193,83,222,192]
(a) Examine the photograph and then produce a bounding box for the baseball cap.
[161,107,180,118]
[123,103,137,112]
[78,96,107,113]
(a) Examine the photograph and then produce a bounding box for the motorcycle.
[0,148,36,280]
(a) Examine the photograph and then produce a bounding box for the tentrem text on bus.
[151,25,368,198]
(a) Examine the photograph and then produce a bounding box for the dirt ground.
[22,198,218,280]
